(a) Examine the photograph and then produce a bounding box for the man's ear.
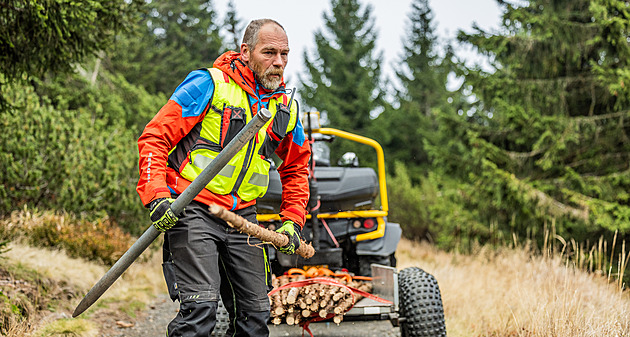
[240,43,250,62]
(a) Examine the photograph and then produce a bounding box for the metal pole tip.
[259,108,272,120]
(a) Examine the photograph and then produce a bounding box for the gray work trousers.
[162,201,271,336]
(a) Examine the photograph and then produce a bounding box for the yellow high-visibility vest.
[179,68,298,202]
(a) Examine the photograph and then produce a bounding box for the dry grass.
[3,218,630,337]
[396,238,630,337]
[4,244,108,292]
[4,242,165,304]
[0,208,167,336]
[2,242,166,336]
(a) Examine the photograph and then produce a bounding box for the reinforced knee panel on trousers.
[167,300,218,337]
[224,310,270,337]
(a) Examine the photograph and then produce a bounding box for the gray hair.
[242,19,285,49]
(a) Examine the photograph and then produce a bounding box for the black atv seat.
[257,166,379,213]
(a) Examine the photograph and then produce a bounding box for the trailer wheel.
[210,299,230,336]
[398,267,446,337]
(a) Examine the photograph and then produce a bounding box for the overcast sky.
[213,0,503,88]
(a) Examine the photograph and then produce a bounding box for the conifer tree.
[299,1,383,129]
[300,0,385,163]
[432,0,630,243]
[375,0,454,176]
[0,0,142,106]
[223,0,243,51]
[372,0,466,243]
[396,0,451,116]
[106,0,224,95]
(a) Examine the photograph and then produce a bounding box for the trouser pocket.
[162,260,179,301]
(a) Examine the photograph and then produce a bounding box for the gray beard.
[257,73,282,90]
[251,64,283,90]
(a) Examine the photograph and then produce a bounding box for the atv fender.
[355,222,401,257]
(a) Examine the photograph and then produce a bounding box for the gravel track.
[104,294,401,337]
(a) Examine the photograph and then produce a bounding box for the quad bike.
[250,112,446,336]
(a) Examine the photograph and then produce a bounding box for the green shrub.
[386,162,432,240]
[387,162,492,250]
[0,70,164,234]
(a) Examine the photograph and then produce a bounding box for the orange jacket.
[136,52,311,226]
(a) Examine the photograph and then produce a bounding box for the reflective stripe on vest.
[179,68,299,202]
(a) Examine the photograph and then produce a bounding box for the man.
[136,19,310,336]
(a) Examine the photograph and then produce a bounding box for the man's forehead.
[256,24,289,50]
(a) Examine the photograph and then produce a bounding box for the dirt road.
[103,294,401,337]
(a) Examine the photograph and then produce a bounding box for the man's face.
[241,24,289,90]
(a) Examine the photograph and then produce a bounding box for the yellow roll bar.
[257,122,389,242]
[257,210,388,223]
[257,212,387,242]
[317,128,388,213]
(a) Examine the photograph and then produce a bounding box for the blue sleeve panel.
[291,117,306,146]
[170,70,215,117]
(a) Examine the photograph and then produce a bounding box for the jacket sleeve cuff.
[144,188,172,208]
[280,207,306,228]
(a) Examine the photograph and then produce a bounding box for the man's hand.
[149,198,179,232]
[275,220,301,255]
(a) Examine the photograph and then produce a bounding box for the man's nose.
[272,53,284,67]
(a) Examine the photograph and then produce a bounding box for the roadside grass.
[397,239,630,337]
[0,207,168,334]
[36,318,98,337]
[1,208,629,336]
[1,242,165,336]
[0,207,135,266]
[4,243,109,293]
[0,208,165,336]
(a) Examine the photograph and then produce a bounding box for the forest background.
[1,0,630,288]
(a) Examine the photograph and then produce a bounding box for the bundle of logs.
[268,268,373,326]
[208,205,373,325]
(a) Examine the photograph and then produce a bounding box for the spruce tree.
[375,0,454,176]
[373,0,466,243]
[396,0,451,116]
[299,0,385,164]
[106,0,224,95]
[0,0,142,106]
[432,0,630,244]
[223,0,243,52]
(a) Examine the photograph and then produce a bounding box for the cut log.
[334,295,354,315]
[273,306,285,317]
[286,287,299,305]
[285,312,299,326]
[209,204,315,258]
